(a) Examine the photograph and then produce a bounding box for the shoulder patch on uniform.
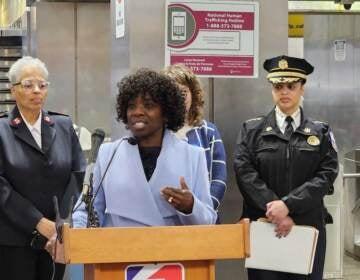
[47,111,69,117]
[329,129,338,152]
[245,117,263,123]
[313,120,328,126]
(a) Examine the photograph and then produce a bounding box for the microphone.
[82,134,135,198]
[53,196,74,243]
[82,129,105,200]
[86,136,137,227]
[127,136,137,146]
[81,129,105,228]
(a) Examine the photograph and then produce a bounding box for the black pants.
[248,228,326,280]
[0,245,65,280]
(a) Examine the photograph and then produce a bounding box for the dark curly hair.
[116,68,186,132]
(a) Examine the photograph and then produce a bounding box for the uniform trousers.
[0,245,65,280]
[248,227,326,280]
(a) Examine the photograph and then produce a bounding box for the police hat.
[263,55,314,83]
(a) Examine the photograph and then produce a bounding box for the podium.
[59,222,250,280]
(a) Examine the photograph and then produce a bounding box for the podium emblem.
[126,263,184,280]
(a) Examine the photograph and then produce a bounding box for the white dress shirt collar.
[275,106,301,134]
[20,111,42,148]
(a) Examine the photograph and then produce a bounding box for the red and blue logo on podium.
[125,263,184,280]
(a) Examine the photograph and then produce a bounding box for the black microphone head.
[89,128,106,163]
[92,129,105,141]
[127,137,138,145]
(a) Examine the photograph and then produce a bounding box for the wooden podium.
[59,222,250,280]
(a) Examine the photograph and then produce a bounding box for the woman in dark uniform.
[0,56,86,280]
[234,55,338,280]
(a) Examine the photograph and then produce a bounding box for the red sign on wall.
[165,0,259,78]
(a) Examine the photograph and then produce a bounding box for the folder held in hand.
[245,221,319,275]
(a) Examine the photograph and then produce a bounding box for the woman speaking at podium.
[73,69,217,227]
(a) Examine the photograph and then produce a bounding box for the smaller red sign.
[171,55,254,76]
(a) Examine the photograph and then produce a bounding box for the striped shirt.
[186,120,227,210]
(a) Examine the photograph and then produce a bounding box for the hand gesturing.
[161,176,194,214]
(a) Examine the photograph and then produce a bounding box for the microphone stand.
[83,136,137,228]
[83,173,100,228]
[82,128,105,228]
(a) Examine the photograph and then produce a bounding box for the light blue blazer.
[73,130,217,227]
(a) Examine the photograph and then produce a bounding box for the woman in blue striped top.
[162,64,227,214]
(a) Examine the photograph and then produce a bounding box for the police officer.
[234,55,338,280]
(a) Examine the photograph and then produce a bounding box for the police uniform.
[0,106,86,280]
[234,55,338,280]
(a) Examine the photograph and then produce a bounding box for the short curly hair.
[161,64,204,126]
[116,68,185,132]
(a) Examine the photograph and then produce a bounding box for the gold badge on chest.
[307,135,320,146]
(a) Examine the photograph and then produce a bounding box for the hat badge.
[278,59,288,70]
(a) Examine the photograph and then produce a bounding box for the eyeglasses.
[13,79,50,92]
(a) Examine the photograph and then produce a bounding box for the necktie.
[284,116,294,139]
